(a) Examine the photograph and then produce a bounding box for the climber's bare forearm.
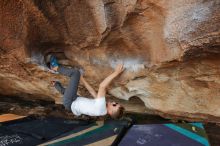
[97,64,124,98]
[99,72,118,89]
[80,76,97,98]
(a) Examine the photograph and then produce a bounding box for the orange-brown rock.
[0,0,220,122]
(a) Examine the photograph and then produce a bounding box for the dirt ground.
[0,95,220,146]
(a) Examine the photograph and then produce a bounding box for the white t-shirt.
[71,97,107,116]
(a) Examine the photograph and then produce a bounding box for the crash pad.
[0,117,91,146]
[39,119,130,146]
[118,123,210,146]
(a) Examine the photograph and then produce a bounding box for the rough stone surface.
[0,0,220,122]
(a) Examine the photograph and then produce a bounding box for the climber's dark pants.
[54,66,80,111]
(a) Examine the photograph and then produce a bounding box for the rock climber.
[47,55,125,119]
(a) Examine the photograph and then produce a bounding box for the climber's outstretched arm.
[97,64,124,98]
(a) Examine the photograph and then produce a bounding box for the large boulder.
[0,0,219,122]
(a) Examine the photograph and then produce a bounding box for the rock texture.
[0,0,220,122]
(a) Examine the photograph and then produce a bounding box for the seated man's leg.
[63,70,81,110]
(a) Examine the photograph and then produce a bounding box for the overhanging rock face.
[0,0,220,122]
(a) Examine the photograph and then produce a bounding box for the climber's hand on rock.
[114,64,124,75]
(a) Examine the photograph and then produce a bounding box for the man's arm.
[97,64,124,98]
[80,76,97,98]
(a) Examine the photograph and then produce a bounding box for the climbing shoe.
[49,55,59,69]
